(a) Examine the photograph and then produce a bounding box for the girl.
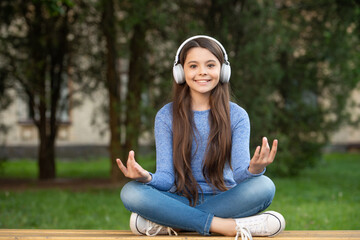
[116,35,285,240]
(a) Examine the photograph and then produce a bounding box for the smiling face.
[183,47,221,103]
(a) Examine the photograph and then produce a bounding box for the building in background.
[0,85,110,159]
[329,86,360,152]
[1,82,359,159]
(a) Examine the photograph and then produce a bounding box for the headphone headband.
[174,35,229,66]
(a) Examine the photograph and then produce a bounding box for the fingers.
[127,150,139,171]
[259,137,270,159]
[252,137,278,165]
[249,137,279,174]
[268,139,278,162]
[116,150,150,182]
[128,150,135,162]
[116,158,128,175]
[260,137,278,163]
[252,146,261,161]
[116,150,135,177]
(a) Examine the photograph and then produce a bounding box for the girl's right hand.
[116,150,152,183]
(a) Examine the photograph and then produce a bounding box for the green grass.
[271,153,360,230]
[0,157,111,179]
[0,155,155,179]
[0,153,359,230]
[0,189,130,229]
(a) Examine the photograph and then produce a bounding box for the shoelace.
[145,220,178,236]
[235,224,252,240]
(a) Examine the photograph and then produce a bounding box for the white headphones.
[172,35,231,84]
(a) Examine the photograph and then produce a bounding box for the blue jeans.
[120,175,275,235]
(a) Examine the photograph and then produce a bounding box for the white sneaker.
[129,212,178,236]
[235,211,285,240]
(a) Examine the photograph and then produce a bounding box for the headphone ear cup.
[173,64,185,84]
[220,63,231,83]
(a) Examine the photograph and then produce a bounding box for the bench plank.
[0,230,359,240]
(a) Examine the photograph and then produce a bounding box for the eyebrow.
[186,59,217,65]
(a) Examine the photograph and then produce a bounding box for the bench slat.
[0,230,359,239]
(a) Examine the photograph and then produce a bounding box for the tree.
[117,0,175,156]
[270,0,360,175]
[173,0,360,176]
[97,0,176,181]
[0,0,74,179]
[0,0,101,179]
[99,0,125,182]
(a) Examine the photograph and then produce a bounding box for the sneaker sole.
[263,211,286,237]
[130,213,144,235]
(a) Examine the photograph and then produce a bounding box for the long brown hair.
[172,38,232,206]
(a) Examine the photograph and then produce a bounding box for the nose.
[198,65,207,75]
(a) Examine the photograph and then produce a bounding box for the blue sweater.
[147,102,264,194]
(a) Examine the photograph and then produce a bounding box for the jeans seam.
[203,213,213,235]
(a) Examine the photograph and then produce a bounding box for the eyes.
[188,63,217,69]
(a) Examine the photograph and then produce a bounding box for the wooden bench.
[1,229,359,239]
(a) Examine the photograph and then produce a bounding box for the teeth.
[196,80,209,83]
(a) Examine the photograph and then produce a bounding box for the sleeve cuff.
[144,172,153,185]
[246,166,266,177]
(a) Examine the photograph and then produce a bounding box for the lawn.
[0,157,112,179]
[0,153,359,230]
[270,153,360,230]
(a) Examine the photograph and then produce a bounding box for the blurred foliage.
[173,0,360,176]
[0,0,359,177]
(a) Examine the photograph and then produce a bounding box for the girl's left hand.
[248,137,278,174]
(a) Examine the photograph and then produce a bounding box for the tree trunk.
[30,2,69,180]
[124,24,148,154]
[38,135,56,179]
[101,0,125,182]
[37,75,57,179]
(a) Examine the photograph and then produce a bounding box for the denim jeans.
[120,175,275,235]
